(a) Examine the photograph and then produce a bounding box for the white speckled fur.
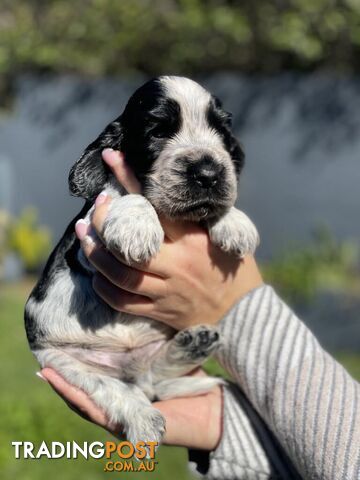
[103,193,164,264]
[208,207,260,257]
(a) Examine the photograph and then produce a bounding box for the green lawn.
[0,280,359,480]
[0,281,196,480]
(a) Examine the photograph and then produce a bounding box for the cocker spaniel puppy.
[25,76,259,444]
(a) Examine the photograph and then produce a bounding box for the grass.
[0,280,196,480]
[0,279,359,479]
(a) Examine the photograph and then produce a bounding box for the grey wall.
[0,74,359,259]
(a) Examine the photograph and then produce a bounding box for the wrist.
[215,255,263,324]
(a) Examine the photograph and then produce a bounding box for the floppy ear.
[209,95,245,175]
[69,119,123,200]
[228,133,245,175]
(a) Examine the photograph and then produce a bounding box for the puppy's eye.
[150,126,167,139]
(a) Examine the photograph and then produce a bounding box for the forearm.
[215,285,360,479]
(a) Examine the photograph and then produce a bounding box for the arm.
[213,285,360,480]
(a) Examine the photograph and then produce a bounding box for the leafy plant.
[0,209,11,265]
[1,0,360,104]
[263,227,360,305]
[7,207,52,273]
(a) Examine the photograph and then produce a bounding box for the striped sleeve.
[208,285,360,480]
[199,383,302,479]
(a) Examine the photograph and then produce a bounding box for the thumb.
[102,149,141,194]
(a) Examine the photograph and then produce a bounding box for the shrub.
[263,227,360,305]
[0,209,11,272]
[7,207,52,274]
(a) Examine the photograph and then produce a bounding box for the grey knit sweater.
[190,285,360,479]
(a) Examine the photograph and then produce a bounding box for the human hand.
[75,149,263,331]
[39,367,222,450]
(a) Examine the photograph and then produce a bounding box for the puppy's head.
[69,76,244,221]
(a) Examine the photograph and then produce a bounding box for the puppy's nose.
[191,156,222,188]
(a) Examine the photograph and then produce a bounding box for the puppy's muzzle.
[186,155,225,190]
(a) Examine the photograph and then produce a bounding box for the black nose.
[190,156,223,189]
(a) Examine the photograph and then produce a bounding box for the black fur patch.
[68,78,183,199]
[207,95,245,175]
[68,121,122,200]
[121,80,181,180]
[29,202,91,303]
[24,203,92,348]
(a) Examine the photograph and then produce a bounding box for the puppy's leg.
[154,376,224,401]
[151,325,223,400]
[152,325,221,380]
[35,348,165,445]
[208,207,259,258]
[101,193,164,264]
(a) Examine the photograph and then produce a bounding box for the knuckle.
[82,231,102,255]
[92,274,103,294]
[114,265,138,289]
[81,239,95,257]
[87,243,106,264]
[114,295,132,313]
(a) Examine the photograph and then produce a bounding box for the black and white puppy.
[25,76,259,445]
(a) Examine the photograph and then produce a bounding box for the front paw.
[102,194,164,264]
[209,207,259,258]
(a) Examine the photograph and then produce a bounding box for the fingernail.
[102,147,114,155]
[36,371,48,382]
[102,149,123,166]
[95,191,107,207]
[75,219,89,240]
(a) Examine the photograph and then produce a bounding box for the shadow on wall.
[207,74,360,159]
[13,74,360,157]
[0,73,359,258]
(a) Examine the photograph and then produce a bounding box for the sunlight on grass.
[0,281,196,480]
[0,280,358,479]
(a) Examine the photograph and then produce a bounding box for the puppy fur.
[25,76,259,444]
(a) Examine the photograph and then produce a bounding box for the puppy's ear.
[208,95,245,175]
[228,133,245,175]
[69,119,123,200]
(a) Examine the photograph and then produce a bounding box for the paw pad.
[175,326,220,360]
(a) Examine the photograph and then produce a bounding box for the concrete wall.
[0,74,359,259]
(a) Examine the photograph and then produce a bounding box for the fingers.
[102,149,141,194]
[40,368,108,427]
[76,220,166,297]
[93,273,155,316]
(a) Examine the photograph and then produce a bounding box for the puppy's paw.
[209,207,259,258]
[126,405,166,447]
[102,194,164,264]
[174,325,220,361]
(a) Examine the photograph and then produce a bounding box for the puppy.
[25,76,259,445]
